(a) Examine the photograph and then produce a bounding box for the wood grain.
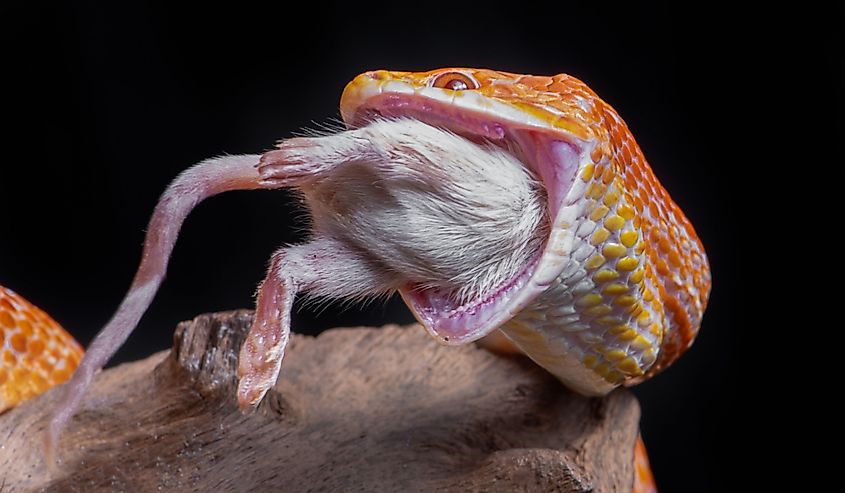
[0,310,640,492]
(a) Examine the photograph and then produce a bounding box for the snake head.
[341,68,711,390]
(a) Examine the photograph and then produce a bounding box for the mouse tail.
[45,154,270,464]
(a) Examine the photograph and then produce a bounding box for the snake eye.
[430,71,479,91]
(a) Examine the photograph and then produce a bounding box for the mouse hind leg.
[237,235,400,408]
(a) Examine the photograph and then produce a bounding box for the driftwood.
[1,310,641,492]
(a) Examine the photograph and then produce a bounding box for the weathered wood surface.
[1,310,641,492]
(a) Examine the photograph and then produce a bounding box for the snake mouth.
[349,93,584,345]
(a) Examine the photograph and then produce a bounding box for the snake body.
[2,69,708,492]
[0,286,82,412]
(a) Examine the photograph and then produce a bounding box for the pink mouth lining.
[352,94,582,345]
[401,253,542,343]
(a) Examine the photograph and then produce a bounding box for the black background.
[0,2,837,491]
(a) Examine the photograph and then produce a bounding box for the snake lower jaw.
[399,252,542,345]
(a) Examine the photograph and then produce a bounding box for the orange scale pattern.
[633,436,658,493]
[586,96,710,380]
[0,285,83,412]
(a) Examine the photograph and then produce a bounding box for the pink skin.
[236,252,294,409]
[45,91,581,464]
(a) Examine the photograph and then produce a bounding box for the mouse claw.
[258,139,328,186]
[258,131,379,188]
